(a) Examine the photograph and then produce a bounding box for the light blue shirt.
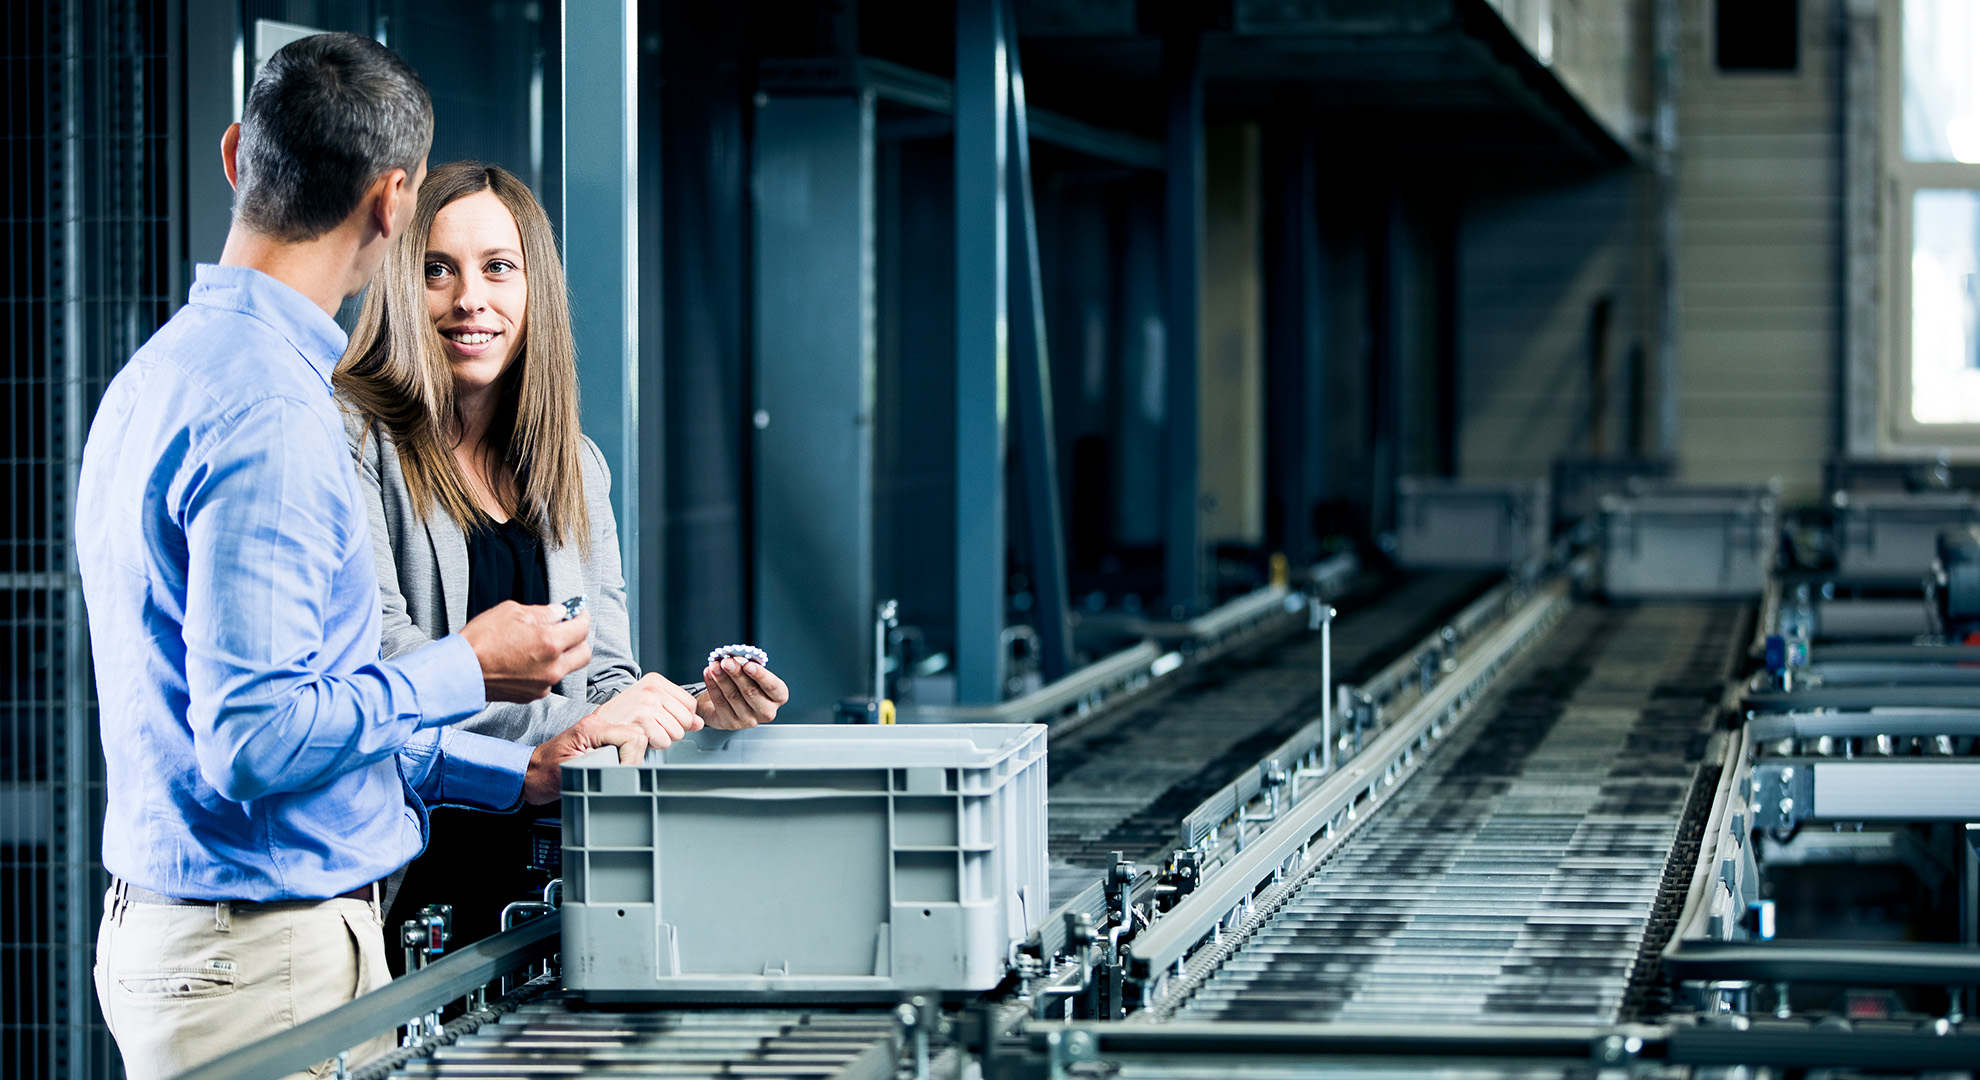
[77,263,533,902]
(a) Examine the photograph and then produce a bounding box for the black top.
[464,517,549,620]
[386,513,554,973]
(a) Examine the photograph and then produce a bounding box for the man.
[77,34,663,1080]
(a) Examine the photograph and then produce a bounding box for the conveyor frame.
[1124,578,1571,1000]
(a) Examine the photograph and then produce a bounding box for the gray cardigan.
[340,400,640,745]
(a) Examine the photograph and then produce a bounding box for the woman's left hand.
[698,657,790,730]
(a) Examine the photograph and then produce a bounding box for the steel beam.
[563,0,645,649]
[752,93,877,723]
[954,0,1010,704]
[1005,29,1072,683]
[1162,26,1205,616]
[1264,106,1324,566]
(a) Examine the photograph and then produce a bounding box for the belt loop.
[369,881,381,924]
[214,900,232,934]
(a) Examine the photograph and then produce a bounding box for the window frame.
[1880,0,1980,454]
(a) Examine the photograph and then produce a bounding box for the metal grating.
[3,1,175,1077]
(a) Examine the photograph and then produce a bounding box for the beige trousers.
[94,886,396,1080]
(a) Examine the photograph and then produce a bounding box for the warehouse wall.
[1674,0,1841,504]
[1457,170,1652,479]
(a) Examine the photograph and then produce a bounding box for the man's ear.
[373,167,410,241]
[220,123,242,189]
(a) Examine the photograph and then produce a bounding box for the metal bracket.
[1751,762,1814,831]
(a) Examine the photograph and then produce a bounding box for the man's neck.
[217,225,362,318]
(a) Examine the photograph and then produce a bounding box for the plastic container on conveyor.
[1934,524,1980,641]
[558,723,1047,1002]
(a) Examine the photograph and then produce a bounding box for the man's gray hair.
[234,33,432,242]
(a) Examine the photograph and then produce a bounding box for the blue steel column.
[562,0,644,650]
[1163,26,1205,615]
[1266,107,1324,566]
[1005,27,1073,682]
[955,0,1009,704]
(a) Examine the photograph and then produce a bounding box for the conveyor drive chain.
[1049,573,1495,868]
[1176,605,1740,1026]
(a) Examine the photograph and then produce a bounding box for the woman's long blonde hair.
[335,161,588,552]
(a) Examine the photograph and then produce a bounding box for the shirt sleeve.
[398,726,532,811]
[180,397,487,804]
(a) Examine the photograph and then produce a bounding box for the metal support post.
[1320,604,1335,773]
[563,0,647,651]
[1964,823,1979,1018]
[955,0,1011,704]
[1162,23,1205,617]
[1006,26,1074,682]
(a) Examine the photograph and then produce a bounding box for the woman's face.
[424,189,528,394]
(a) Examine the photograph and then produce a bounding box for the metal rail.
[1746,685,1980,711]
[1174,573,1511,855]
[1663,940,1980,986]
[904,579,1321,726]
[1124,579,1569,986]
[899,640,1164,724]
[1747,708,1980,741]
[175,912,560,1080]
[1013,1018,1980,1071]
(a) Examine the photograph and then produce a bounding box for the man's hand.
[460,601,591,703]
[523,711,649,804]
[588,673,702,750]
[698,658,790,731]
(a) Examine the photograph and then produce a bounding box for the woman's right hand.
[584,672,703,750]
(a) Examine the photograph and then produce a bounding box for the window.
[1884,0,1980,445]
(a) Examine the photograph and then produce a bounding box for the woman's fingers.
[705,662,758,729]
[716,659,785,719]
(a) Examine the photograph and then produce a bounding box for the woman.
[335,161,788,955]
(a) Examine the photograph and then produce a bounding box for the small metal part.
[707,643,769,668]
[559,595,587,621]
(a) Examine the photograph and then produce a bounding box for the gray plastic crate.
[1601,490,1777,598]
[1833,490,1977,581]
[1392,477,1550,570]
[560,723,1048,1002]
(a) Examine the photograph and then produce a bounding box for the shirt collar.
[188,264,351,391]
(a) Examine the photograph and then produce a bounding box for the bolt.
[1068,1030,1095,1057]
[1779,797,1794,817]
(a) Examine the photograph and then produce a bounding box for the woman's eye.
[423,262,449,280]
[486,260,518,275]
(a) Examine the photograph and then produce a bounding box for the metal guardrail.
[174,911,560,1080]
[1126,579,1570,989]
[898,640,1164,725]
[903,575,1328,726]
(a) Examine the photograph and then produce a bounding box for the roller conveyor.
[226,576,1980,1079]
[1171,604,1741,1027]
[1047,572,1497,870]
[386,1001,900,1078]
